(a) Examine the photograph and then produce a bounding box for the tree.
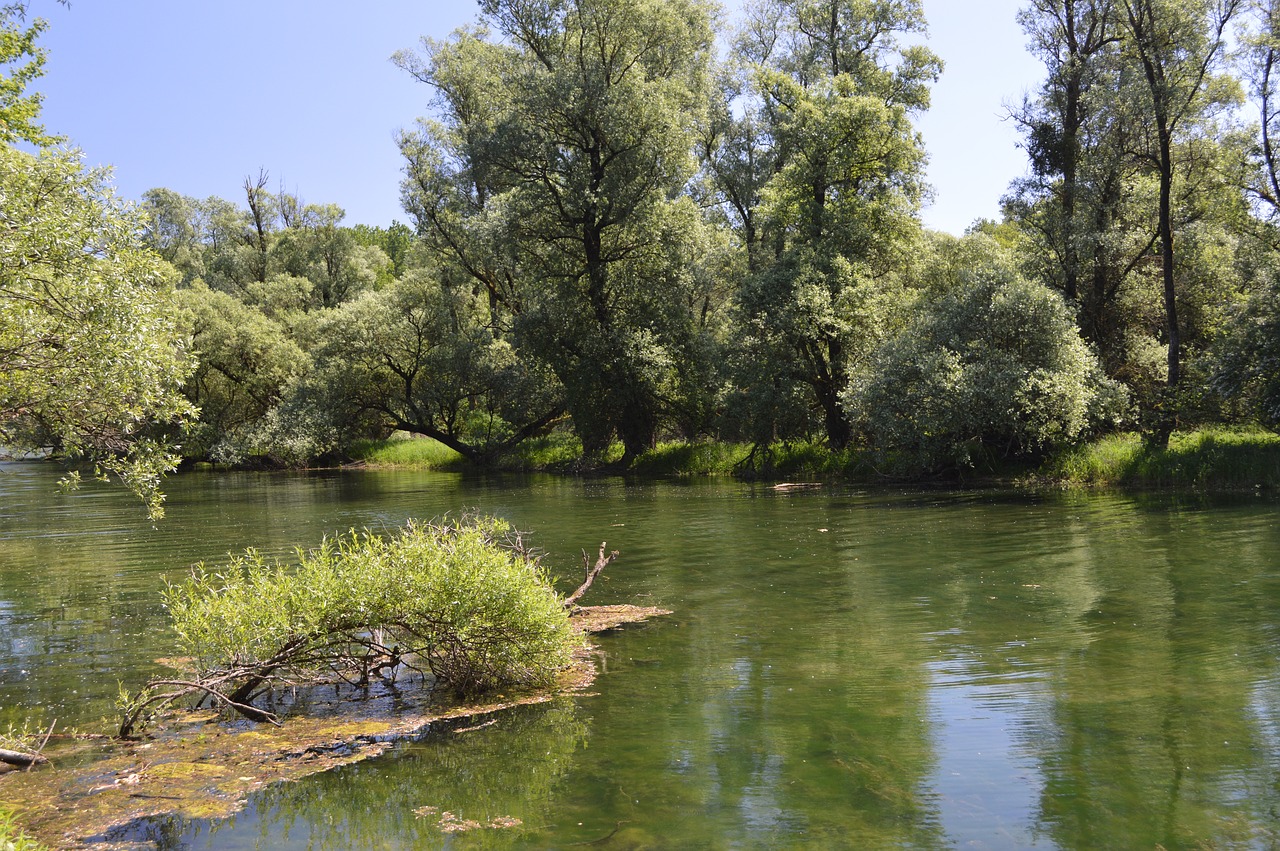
[0,145,195,517]
[845,234,1128,470]
[1210,259,1280,428]
[303,271,563,462]
[397,0,719,460]
[175,283,311,464]
[721,0,941,448]
[1116,0,1244,430]
[0,2,60,147]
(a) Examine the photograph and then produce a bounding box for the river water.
[1,462,1278,849]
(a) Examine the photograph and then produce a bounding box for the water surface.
[1,463,1278,848]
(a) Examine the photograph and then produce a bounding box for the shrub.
[846,242,1128,471]
[1211,271,1280,429]
[121,517,580,735]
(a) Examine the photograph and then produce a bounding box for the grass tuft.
[628,441,752,476]
[0,808,45,851]
[347,435,465,470]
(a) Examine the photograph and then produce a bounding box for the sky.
[31,0,1045,236]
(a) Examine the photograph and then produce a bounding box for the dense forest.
[6,0,1280,505]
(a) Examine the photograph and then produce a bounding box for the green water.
[2,463,1279,849]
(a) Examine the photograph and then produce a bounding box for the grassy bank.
[349,428,1280,492]
[1043,427,1280,491]
[350,435,885,480]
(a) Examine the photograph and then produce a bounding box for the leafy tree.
[845,235,1127,470]
[721,0,941,448]
[1006,0,1143,368]
[1009,0,1247,440]
[303,271,563,462]
[350,221,413,279]
[0,145,195,517]
[271,203,390,308]
[397,0,719,459]
[1116,0,1244,426]
[0,2,60,147]
[175,283,311,464]
[1210,262,1280,428]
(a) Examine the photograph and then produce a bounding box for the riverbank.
[348,427,1280,492]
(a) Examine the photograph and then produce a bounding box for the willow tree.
[1117,0,1244,431]
[1,6,193,518]
[717,0,941,448]
[397,0,718,459]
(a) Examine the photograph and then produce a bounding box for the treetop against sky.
[32,0,1040,235]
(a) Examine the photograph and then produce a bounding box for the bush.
[122,517,581,735]
[846,241,1128,471]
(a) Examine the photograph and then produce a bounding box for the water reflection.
[2,466,1279,847]
[101,701,587,850]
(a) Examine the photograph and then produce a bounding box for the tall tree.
[1117,0,1243,414]
[723,0,941,448]
[1006,0,1160,375]
[1012,0,1119,303]
[398,0,718,459]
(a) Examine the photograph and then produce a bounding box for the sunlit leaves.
[0,145,195,517]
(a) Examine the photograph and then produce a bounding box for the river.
[1,462,1278,848]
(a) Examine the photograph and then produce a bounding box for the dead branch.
[119,679,281,738]
[0,747,47,768]
[563,543,620,610]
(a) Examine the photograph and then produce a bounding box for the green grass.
[348,427,1280,491]
[347,435,465,470]
[0,808,45,851]
[627,441,753,476]
[1045,427,1280,490]
[492,432,602,470]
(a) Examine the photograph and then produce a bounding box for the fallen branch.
[563,543,620,610]
[120,680,281,738]
[0,747,48,768]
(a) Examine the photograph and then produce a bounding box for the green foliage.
[305,271,562,461]
[398,0,720,459]
[162,517,580,699]
[0,4,58,147]
[846,237,1128,471]
[1210,266,1280,428]
[718,0,941,448]
[348,435,465,469]
[176,283,313,464]
[0,807,45,851]
[0,145,195,518]
[1046,427,1280,489]
[627,441,752,477]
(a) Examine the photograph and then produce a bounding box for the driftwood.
[0,747,47,768]
[563,542,619,610]
[0,720,55,768]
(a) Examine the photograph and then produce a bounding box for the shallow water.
[2,463,1278,848]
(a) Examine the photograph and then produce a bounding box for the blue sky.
[32,0,1043,235]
